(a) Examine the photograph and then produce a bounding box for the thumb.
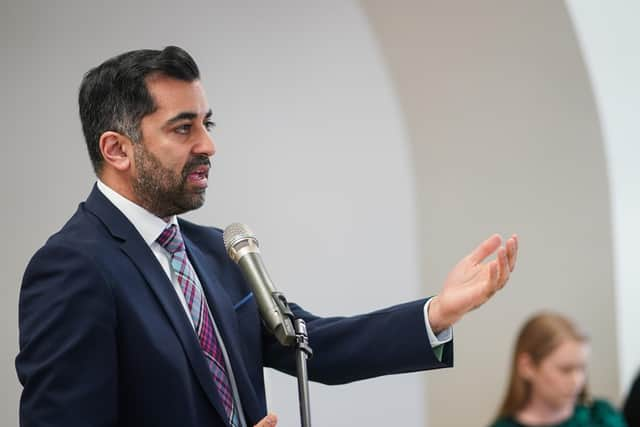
[254,413,278,427]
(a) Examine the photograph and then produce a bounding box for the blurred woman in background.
[489,312,627,427]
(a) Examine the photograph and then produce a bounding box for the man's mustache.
[182,156,211,177]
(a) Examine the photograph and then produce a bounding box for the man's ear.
[99,131,132,171]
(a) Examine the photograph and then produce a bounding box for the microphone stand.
[273,293,314,427]
[293,318,313,427]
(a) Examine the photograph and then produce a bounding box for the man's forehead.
[146,75,210,116]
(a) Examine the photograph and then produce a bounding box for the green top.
[489,400,627,427]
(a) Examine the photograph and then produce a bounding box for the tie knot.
[156,224,185,255]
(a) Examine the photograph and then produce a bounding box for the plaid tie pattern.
[157,224,239,427]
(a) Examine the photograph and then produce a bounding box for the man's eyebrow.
[165,109,213,125]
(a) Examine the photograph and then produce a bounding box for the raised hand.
[428,234,518,333]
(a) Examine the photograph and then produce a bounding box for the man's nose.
[194,127,216,157]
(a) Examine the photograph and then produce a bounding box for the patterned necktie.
[157,224,239,427]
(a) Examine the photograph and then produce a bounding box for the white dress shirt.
[97,180,196,324]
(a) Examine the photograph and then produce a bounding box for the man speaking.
[16,46,518,427]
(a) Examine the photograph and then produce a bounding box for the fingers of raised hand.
[469,234,502,265]
[496,247,510,290]
[506,234,518,272]
[484,260,499,299]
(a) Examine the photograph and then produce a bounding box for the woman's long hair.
[495,312,590,420]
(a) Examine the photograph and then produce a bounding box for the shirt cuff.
[423,297,453,347]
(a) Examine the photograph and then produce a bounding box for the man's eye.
[204,120,216,131]
[176,124,191,134]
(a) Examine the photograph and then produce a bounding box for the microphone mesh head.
[223,222,257,251]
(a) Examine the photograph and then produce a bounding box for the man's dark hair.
[78,46,200,174]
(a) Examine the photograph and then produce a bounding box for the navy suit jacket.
[16,186,453,426]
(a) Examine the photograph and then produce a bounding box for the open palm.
[428,234,518,332]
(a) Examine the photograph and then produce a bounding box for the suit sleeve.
[262,299,453,385]
[16,243,118,427]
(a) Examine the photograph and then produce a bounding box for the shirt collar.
[96,180,178,246]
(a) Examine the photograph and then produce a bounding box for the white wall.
[566,0,640,397]
[361,1,620,426]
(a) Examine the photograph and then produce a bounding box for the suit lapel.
[84,186,231,424]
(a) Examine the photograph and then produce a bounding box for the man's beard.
[131,143,210,218]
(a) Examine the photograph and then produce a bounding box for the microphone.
[223,223,296,346]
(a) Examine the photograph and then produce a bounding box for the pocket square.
[233,292,254,310]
